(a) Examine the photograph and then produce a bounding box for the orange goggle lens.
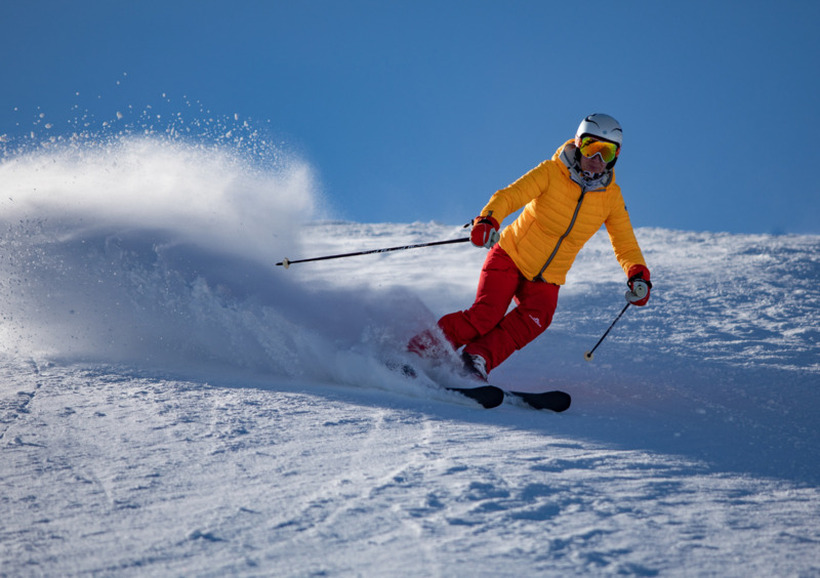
[579,137,620,163]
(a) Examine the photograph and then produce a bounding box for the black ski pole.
[584,303,631,362]
[276,237,470,268]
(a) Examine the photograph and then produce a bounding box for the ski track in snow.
[1,138,819,576]
[3,361,819,577]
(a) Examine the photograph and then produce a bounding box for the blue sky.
[2,1,819,234]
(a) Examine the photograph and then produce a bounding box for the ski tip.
[510,390,571,412]
[478,387,505,409]
[550,392,572,412]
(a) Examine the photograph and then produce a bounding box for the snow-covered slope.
[1,137,818,576]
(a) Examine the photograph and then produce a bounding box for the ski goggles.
[579,136,620,163]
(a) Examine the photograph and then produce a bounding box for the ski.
[507,390,571,413]
[385,359,502,408]
[446,385,505,409]
[384,358,570,412]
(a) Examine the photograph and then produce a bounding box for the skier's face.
[575,136,617,174]
[579,151,607,174]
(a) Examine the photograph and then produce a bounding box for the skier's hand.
[470,215,500,248]
[626,264,652,306]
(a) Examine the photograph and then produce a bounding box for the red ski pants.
[437,245,559,372]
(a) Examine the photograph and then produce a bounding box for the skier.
[408,113,652,381]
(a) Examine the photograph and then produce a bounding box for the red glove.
[626,264,652,306]
[470,215,500,248]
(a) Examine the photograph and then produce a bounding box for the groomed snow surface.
[1,138,818,576]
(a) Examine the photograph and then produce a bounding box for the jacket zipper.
[534,187,588,282]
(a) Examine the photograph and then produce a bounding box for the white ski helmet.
[575,113,623,146]
[575,113,623,169]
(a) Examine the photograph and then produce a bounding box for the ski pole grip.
[625,280,648,303]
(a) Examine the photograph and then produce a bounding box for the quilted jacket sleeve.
[479,161,552,224]
[604,187,647,276]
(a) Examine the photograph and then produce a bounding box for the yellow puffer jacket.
[481,140,646,285]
